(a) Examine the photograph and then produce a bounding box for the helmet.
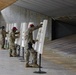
[12,27,17,31]
[30,24,34,27]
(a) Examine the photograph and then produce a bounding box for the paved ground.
[43,34,76,72]
[0,49,76,75]
[0,34,76,75]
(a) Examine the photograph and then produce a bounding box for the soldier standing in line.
[9,27,19,57]
[1,26,8,49]
[25,24,42,68]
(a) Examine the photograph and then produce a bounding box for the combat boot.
[12,54,16,57]
[9,49,13,57]
[25,63,32,68]
[13,52,17,57]
[9,54,13,57]
[31,64,39,68]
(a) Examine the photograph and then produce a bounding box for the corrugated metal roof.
[15,0,76,18]
[0,0,17,10]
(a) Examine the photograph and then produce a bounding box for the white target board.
[6,23,9,32]
[17,23,22,46]
[9,23,14,33]
[34,28,42,51]
[34,20,48,54]
[21,23,28,47]
[19,23,28,56]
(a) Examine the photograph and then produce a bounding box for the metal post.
[17,45,20,57]
[33,54,46,74]
[20,47,25,62]
[39,54,41,72]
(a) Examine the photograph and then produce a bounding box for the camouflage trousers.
[26,48,37,64]
[1,38,5,48]
[9,44,16,56]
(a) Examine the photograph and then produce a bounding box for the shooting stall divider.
[34,20,48,74]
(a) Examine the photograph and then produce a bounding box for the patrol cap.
[12,27,17,31]
[30,24,34,27]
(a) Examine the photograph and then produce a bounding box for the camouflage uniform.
[1,29,8,49]
[9,31,19,57]
[25,24,42,67]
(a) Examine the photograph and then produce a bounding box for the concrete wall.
[0,4,52,40]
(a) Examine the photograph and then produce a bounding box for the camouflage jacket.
[1,30,8,38]
[9,31,19,45]
[25,24,42,44]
